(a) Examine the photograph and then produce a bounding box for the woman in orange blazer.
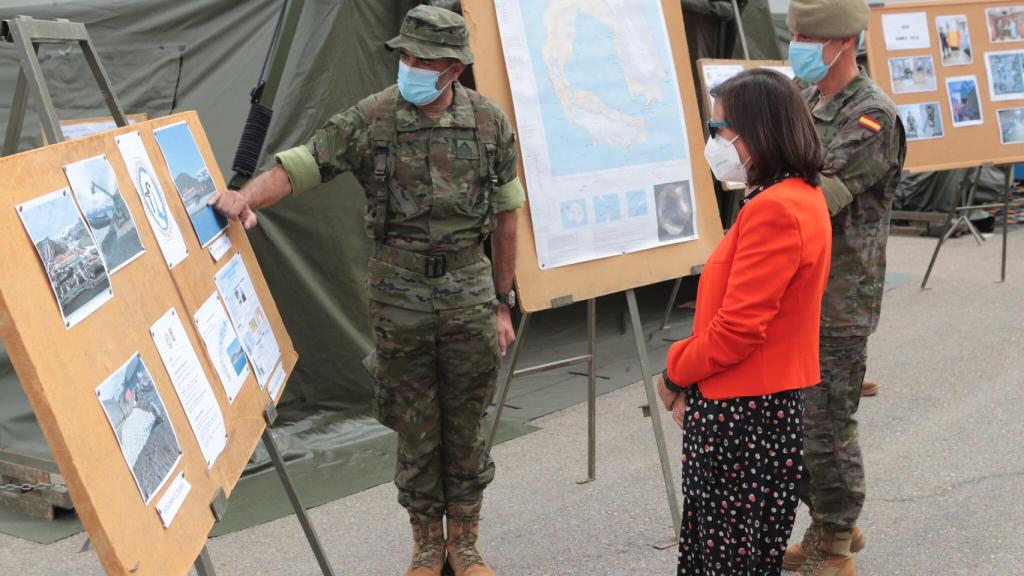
[657,69,832,576]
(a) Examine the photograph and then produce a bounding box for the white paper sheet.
[195,292,251,404]
[882,12,932,51]
[495,0,698,269]
[155,472,191,528]
[151,308,227,468]
[208,233,232,262]
[214,254,281,388]
[702,64,745,108]
[267,363,287,402]
[115,131,189,269]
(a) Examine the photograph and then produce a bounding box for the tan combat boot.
[445,502,495,576]
[861,378,879,397]
[405,513,445,576]
[795,528,857,576]
[784,519,865,570]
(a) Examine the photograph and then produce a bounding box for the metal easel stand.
[2,16,128,155]
[486,294,682,548]
[193,402,338,576]
[486,299,598,483]
[922,164,1014,289]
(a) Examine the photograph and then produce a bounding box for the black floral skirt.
[677,385,804,576]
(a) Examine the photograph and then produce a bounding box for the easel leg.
[193,545,216,576]
[486,313,530,451]
[1001,166,1013,283]
[659,278,683,331]
[577,299,598,484]
[262,418,337,576]
[625,289,682,544]
[921,217,964,289]
[3,68,29,156]
[922,167,985,289]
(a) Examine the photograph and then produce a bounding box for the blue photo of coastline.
[154,122,228,247]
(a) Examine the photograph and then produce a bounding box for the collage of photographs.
[886,7,1024,145]
[12,123,274,511]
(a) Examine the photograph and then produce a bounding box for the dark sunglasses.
[707,120,730,138]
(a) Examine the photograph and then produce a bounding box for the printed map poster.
[214,254,281,388]
[495,0,697,269]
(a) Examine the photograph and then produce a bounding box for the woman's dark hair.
[710,68,825,187]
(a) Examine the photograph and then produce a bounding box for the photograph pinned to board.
[763,65,795,80]
[888,56,937,94]
[115,131,189,269]
[214,254,281,388]
[881,11,931,51]
[194,292,250,404]
[898,103,945,141]
[985,50,1024,101]
[153,121,228,248]
[64,155,146,274]
[17,188,113,329]
[946,75,984,127]
[95,353,182,504]
[654,181,697,243]
[997,107,1024,144]
[936,15,973,66]
[987,7,1024,43]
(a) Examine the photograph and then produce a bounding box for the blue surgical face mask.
[788,40,839,84]
[397,60,453,106]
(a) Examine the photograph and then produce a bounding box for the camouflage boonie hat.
[385,5,474,64]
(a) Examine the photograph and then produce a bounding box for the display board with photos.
[0,112,297,576]
[867,0,1024,172]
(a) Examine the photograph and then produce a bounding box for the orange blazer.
[666,178,832,400]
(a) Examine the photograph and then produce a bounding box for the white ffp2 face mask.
[704,134,748,184]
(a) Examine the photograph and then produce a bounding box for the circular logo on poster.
[136,164,170,232]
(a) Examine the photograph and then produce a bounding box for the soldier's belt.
[373,243,485,279]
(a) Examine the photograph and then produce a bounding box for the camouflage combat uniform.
[800,68,907,530]
[275,79,524,517]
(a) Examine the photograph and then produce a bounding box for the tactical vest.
[368,87,501,243]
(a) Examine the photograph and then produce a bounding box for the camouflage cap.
[385,5,474,65]
[788,0,869,40]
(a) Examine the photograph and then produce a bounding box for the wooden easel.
[1,17,334,576]
[464,0,728,545]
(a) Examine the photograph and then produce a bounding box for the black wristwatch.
[661,369,690,393]
[496,290,516,309]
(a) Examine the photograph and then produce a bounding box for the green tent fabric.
[0,0,780,542]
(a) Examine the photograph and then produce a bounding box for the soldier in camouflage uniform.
[210,7,523,576]
[783,1,907,576]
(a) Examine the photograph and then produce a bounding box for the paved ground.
[1,228,1022,575]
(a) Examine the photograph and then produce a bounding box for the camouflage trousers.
[365,299,500,517]
[799,335,867,531]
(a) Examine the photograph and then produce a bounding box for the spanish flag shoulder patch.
[858,115,882,133]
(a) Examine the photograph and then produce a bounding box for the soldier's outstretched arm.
[207,164,292,229]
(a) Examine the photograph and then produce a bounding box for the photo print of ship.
[64,155,146,273]
[153,122,228,247]
[17,188,113,329]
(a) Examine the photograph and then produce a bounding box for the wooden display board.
[866,0,1024,172]
[696,58,794,118]
[463,0,724,313]
[0,112,297,575]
